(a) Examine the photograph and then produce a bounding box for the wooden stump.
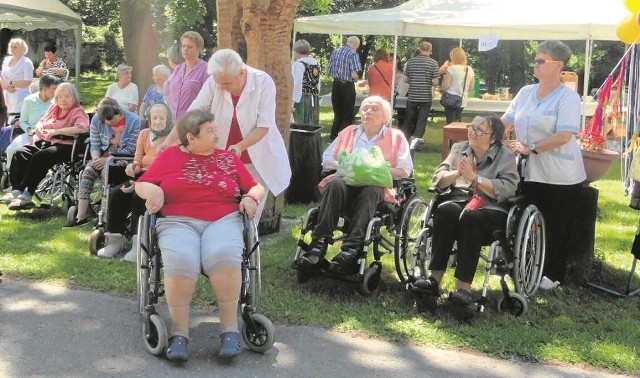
[565,185,598,285]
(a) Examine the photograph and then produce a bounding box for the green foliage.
[59,0,121,31]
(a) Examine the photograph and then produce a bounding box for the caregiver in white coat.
[164,48,291,220]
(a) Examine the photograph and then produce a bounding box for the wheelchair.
[70,154,133,254]
[396,186,546,317]
[291,178,429,296]
[136,211,275,356]
[8,133,90,211]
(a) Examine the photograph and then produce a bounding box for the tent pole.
[582,38,593,130]
[74,26,81,88]
[391,35,398,109]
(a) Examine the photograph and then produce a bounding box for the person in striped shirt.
[327,36,362,140]
[401,41,440,144]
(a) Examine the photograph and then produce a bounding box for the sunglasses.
[466,124,491,137]
[533,58,561,65]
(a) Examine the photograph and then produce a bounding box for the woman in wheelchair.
[67,97,140,229]
[135,109,264,361]
[4,83,89,210]
[110,102,175,261]
[297,95,413,275]
[412,113,519,307]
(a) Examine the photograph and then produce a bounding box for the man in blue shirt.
[327,36,361,140]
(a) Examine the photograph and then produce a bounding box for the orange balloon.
[617,14,640,44]
[624,0,640,12]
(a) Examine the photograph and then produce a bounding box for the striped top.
[404,55,439,102]
[89,109,141,156]
[327,45,361,82]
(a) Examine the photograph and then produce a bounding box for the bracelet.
[242,194,260,205]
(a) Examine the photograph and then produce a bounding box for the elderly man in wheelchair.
[295,95,413,278]
[411,113,520,313]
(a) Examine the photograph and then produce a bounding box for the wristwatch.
[528,143,538,154]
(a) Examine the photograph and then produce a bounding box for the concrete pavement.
[0,278,628,378]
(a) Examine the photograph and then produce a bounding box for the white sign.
[478,35,499,51]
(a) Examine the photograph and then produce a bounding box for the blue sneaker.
[166,335,189,362]
[218,331,241,360]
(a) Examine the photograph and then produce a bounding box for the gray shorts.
[155,212,244,281]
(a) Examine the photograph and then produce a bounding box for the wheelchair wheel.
[89,229,105,256]
[513,205,546,297]
[35,168,64,207]
[358,262,382,296]
[65,205,77,227]
[394,195,428,285]
[241,313,275,353]
[142,313,167,356]
[497,292,528,316]
[137,220,151,316]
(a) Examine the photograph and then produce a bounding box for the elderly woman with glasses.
[412,113,518,310]
[503,40,585,288]
[105,63,139,112]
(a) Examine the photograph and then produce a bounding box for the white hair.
[207,48,243,76]
[360,95,392,124]
[152,64,171,78]
[347,36,360,48]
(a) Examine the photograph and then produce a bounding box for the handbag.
[440,66,469,108]
[337,146,393,188]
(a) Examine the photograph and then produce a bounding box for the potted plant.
[578,129,619,183]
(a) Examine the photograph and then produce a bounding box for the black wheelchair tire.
[88,229,104,256]
[497,292,528,316]
[358,264,382,296]
[394,195,428,285]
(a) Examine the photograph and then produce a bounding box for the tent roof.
[0,0,82,31]
[295,0,628,41]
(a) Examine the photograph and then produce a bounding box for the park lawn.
[0,104,638,374]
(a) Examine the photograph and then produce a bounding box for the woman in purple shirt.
[167,31,209,119]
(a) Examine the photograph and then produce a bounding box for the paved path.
[0,278,627,378]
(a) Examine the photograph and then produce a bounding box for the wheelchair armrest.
[504,195,526,206]
[321,169,336,179]
[109,153,135,159]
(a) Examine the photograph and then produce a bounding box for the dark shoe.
[166,335,189,362]
[449,289,474,306]
[328,249,359,275]
[412,276,440,296]
[63,217,89,228]
[219,331,241,360]
[298,239,326,269]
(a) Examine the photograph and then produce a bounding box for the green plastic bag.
[337,146,393,188]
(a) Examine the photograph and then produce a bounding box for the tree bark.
[508,41,526,95]
[120,0,159,105]
[216,0,300,233]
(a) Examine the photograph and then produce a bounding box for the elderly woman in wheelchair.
[135,109,264,361]
[296,96,413,278]
[3,83,89,209]
[411,113,519,312]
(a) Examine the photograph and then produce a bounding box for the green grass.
[72,71,113,113]
[1,106,639,374]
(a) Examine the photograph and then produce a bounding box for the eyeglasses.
[533,58,561,65]
[466,124,491,137]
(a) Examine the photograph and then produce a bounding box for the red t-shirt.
[226,94,252,164]
[138,146,258,222]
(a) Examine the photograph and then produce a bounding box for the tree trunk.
[120,0,159,105]
[508,41,526,95]
[216,0,300,234]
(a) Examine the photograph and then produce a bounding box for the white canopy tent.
[0,0,83,84]
[295,0,629,107]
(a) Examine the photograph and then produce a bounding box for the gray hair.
[360,95,392,124]
[176,109,215,147]
[207,48,243,76]
[116,64,133,73]
[293,39,311,55]
[152,64,171,78]
[347,36,360,48]
[537,41,572,64]
[167,42,184,66]
[55,83,81,106]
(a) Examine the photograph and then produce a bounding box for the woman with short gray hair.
[139,64,171,119]
[105,63,139,112]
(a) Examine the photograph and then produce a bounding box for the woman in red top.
[136,109,264,362]
[365,49,393,101]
